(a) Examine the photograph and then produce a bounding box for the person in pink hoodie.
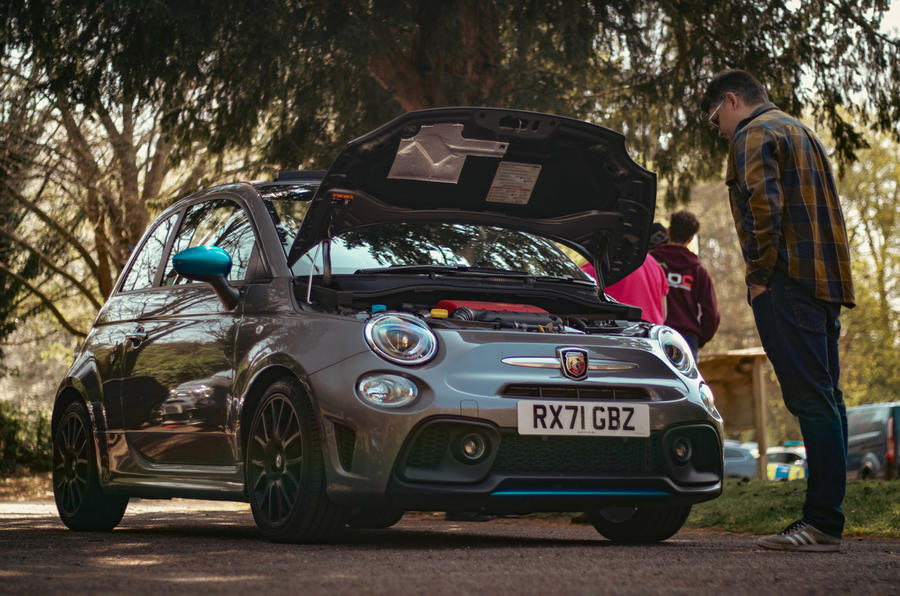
[580,223,669,324]
[651,211,720,358]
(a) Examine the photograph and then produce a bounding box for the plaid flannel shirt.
[725,103,855,307]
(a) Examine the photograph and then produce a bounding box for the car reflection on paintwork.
[152,372,231,428]
[50,107,724,544]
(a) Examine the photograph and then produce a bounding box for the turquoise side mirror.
[172,246,238,309]
[173,246,232,279]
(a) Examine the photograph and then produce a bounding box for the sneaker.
[757,520,843,552]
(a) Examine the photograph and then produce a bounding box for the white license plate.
[517,400,650,437]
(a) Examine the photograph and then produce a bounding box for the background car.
[50,107,723,544]
[766,445,807,481]
[847,401,899,480]
[740,441,759,458]
[723,439,758,480]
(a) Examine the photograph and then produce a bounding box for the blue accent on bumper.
[491,489,669,497]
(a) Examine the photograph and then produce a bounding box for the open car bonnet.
[287,107,656,286]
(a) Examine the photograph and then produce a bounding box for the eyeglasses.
[707,99,725,129]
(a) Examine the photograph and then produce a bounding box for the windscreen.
[290,222,590,280]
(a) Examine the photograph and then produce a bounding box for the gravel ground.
[1,483,898,595]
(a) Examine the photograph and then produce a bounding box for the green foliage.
[837,132,900,405]
[687,477,900,537]
[3,1,898,193]
[1,1,899,417]
[129,343,227,391]
[0,400,51,474]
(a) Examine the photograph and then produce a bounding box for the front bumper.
[325,415,722,511]
[309,326,723,511]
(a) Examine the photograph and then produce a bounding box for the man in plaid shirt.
[702,70,855,552]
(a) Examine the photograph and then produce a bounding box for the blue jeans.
[751,270,847,538]
[681,334,699,361]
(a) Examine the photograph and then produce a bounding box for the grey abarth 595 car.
[52,107,723,543]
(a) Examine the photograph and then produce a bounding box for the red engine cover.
[435,300,548,313]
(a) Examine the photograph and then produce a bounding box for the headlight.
[356,374,420,408]
[364,313,437,365]
[657,327,698,378]
[699,382,718,415]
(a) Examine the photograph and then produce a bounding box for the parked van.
[846,401,899,480]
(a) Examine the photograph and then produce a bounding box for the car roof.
[767,446,805,454]
[847,401,900,411]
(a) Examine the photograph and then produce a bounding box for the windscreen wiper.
[532,275,596,284]
[354,264,531,277]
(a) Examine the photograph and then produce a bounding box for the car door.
[120,196,260,467]
[102,211,181,434]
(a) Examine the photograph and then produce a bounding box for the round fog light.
[356,374,419,408]
[459,433,488,462]
[672,437,692,464]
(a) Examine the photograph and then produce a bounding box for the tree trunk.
[367,1,499,110]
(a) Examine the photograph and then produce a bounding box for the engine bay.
[299,268,648,335]
[302,284,646,335]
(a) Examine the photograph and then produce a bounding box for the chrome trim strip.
[500,357,637,371]
[111,477,246,494]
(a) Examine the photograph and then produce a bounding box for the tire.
[52,402,128,531]
[588,504,692,543]
[346,509,404,529]
[245,379,344,542]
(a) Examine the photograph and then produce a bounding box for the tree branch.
[366,21,437,110]
[143,132,174,203]
[829,0,900,49]
[0,227,103,310]
[2,180,101,282]
[177,158,207,198]
[0,261,87,338]
[97,98,148,244]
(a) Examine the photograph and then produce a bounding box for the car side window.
[120,213,178,292]
[163,199,256,285]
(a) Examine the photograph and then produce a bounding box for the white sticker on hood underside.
[485,162,542,205]
[387,122,508,184]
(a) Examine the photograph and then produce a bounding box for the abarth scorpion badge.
[557,346,588,380]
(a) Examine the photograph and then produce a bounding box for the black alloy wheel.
[247,391,305,525]
[52,401,128,530]
[246,379,344,542]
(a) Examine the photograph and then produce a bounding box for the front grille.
[493,431,662,475]
[503,384,651,400]
[400,420,663,478]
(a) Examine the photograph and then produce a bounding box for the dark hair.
[649,222,668,250]
[700,69,769,113]
[668,211,699,244]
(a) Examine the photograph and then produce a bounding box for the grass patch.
[686,477,900,537]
